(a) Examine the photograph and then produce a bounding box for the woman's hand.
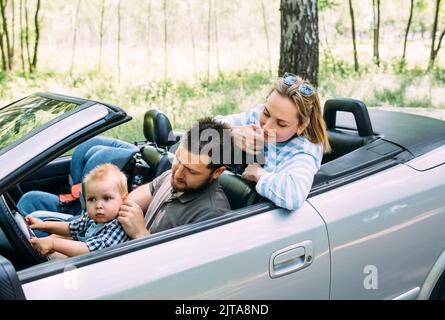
[30,237,55,255]
[25,216,46,231]
[231,125,265,155]
[241,163,268,183]
[118,199,149,239]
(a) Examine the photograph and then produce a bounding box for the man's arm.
[118,198,150,239]
[26,216,71,237]
[128,183,152,213]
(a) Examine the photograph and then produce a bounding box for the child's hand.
[25,216,46,231]
[30,237,54,255]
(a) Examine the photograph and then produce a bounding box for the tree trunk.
[278,0,319,85]
[0,0,5,70]
[402,0,414,62]
[207,0,212,81]
[24,0,31,69]
[98,0,105,73]
[69,0,81,76]
[117,0,121,86]
[186,0,197,79]
[19,0,23,72]
[11,0,15,65]
[163,0,167,80]
[372,0,380,67]
[213,0,220,74]
[320,9,335,70]
[348,0,359,72]
[145,0,151,79]
[429,0,445,69]
[0,0,12,70]
[261,0,273,76]
[0,25,6,71]
[31,0,40,71]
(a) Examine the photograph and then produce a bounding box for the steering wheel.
[0,194,48,269]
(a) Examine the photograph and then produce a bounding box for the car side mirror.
[0,255,25,300]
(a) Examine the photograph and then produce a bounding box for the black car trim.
[309,152,412,197]
[312,138,414,189]
[34,92,89,105]
[18,202,275,284]
[362,109,445,158]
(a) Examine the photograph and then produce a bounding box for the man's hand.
[118,199,149,239]
[241,163,268,183]
[25,216,46,231]
[30,237,54,255]
[231,125,265,155]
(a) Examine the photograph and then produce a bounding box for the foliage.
[319,0,338,11]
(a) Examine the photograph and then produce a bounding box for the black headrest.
[218,171,258,210]
[143,109,175,147]
[324,99,373,137]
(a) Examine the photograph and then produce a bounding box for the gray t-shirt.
[144,170,231,234]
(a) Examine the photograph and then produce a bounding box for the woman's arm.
[30,237,89,257]
[255,154,319,211]
[213,105,262,127]
[26,216,71,237]
[215,106,266,155]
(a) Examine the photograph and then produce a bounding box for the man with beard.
[118,118,232,239]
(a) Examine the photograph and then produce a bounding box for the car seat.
[322,98,377,163]
[59,136,139,210]
[140,110,178,181]
[218,171,260,210]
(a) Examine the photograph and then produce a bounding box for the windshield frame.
[0,93,96,157]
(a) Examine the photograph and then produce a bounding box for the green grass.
[1,65,444,144]
[319,59,445,109]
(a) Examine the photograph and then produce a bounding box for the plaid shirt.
[214,104,323,211]
[69,212,130,251]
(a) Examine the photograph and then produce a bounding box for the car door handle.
[269,241,313,279]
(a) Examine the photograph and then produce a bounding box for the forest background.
[0,0,444,142]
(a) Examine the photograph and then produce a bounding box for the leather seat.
[218,171,259,210]
[141,110,177,181]
[322,130,374,163]
[322,99,376,163]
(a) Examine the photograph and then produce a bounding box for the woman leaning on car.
[214,73,331,211]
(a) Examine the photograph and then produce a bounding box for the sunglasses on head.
[282,72,315,97]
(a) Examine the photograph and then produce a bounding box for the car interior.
[0,98,412,272]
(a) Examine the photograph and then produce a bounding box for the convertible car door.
[20,203,330,299]
[308,160,445,299]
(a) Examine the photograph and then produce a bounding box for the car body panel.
[308,155,445,299]
[405,145,445,171]
[22,204,330,299]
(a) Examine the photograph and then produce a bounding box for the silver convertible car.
[0,92,445,300]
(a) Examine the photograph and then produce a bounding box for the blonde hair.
[83,163,128,196]
[271,76,331,154]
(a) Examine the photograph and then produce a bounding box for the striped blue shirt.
[214,104,323,211]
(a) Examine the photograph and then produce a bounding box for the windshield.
[0,95,79,151]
